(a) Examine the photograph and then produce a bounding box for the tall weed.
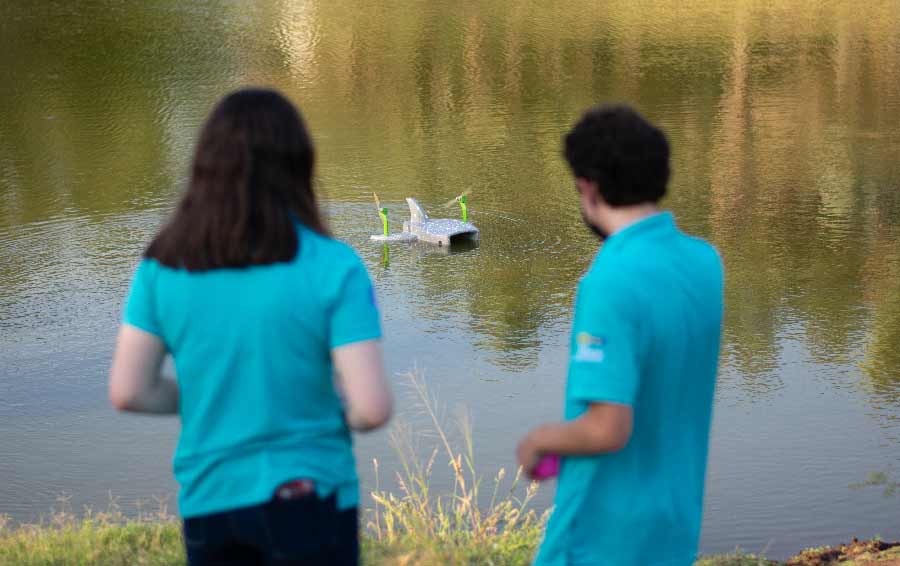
[365,369,547,565]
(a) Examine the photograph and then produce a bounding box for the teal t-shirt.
[535,212,724,566]
[122,224,381,519]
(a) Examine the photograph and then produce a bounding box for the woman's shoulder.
[132,256,162,278]
[295,225,365,267]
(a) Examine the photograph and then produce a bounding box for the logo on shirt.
[573,332,605,363]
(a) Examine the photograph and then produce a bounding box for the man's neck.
[601,202,660,237]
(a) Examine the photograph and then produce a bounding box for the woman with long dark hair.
[109,88,391,565]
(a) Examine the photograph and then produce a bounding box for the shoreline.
[1,514,897,565]
[6,372,895,565]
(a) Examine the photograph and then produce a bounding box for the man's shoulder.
[678,230,721,257]
[583,255,633,289]
[578,259,641,314]
[676,233,724,282]
[613,228,722,274]
[583,232,722,308]
[586,244,649,287]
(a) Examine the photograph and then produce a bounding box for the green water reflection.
[4,0,897,393]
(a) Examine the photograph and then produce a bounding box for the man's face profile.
[581,210,608,240]
[576,179,608,240]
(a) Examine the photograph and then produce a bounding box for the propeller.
[442,190,472,208]
[373,193,389,236]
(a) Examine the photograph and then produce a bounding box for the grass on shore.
[0,512,776,566]
[0,371,891,565]
[0,506,183,566]
[362,370,546,565]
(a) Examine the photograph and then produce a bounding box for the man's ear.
[575,178,599,204]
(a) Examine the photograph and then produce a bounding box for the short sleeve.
[567,274,641,406]
[329,257,382,349]
[122,259,163,337]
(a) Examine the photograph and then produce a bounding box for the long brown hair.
[146,88,329,271]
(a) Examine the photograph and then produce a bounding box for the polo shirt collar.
[606,211,675,243]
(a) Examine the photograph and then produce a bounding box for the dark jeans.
[182,492,358,566]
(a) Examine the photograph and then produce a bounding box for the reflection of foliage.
[3,1,900,382]
[302,0,900,374]
[861,282,900,404]
[850,471,899,498]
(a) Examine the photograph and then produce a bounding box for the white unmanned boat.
[370,197,479,246]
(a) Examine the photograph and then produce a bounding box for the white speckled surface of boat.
[402,198,479,246]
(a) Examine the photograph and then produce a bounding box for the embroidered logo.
[573,331,605,363]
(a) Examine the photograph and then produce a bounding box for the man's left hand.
[516,428,543,477]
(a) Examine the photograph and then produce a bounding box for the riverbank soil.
[785,539,900,566]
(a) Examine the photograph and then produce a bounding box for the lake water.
[2,0,899,559]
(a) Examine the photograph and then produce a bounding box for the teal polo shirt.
[536,212,724,566]
[122,223,381,518]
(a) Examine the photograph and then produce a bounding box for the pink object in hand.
[531,454,560,480]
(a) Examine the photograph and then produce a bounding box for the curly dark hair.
[563,105,670,206]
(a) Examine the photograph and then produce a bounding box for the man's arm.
[516,402,632,474]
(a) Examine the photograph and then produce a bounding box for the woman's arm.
[109,324,179,414]
[332,339,392,431]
